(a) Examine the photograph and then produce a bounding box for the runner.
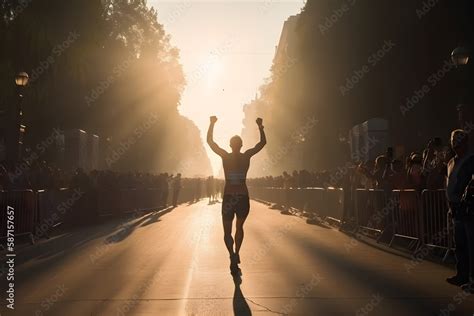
[207,115,266,275]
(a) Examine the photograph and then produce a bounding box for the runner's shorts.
[222,194,250,220]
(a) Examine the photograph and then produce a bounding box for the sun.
[205,55,223,88]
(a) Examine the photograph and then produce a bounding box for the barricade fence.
[1,182,207,244]
[420,189,452,252]
[248,186,453,255]
[0,190,36,244]
[1,184,450,254]
[390,190,422,247]
[355,189,394,241]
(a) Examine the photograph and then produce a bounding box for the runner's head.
[230,135,243,152]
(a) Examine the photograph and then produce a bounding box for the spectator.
[357,155,387,189]
[386,159,407,190]
[423,139,447,190]
[172,173,182,207]
[407,154,424,190]
[445,129,474,293]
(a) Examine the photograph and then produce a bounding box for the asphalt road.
[2,199,474,315]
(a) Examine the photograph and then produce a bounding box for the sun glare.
[205,55,223,89]
[153,0,306,176]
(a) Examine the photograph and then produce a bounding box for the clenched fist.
[210,116,218,124]
[256,118,263,127]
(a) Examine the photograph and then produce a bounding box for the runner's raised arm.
[245,118,267,157]
[207,116,228,157]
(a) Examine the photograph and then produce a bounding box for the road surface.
[3,200,474,315]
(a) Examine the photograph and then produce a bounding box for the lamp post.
[451,47,474,149]
[15,71,29,117]
[7,72,29,163]
[452,47,470,114]
[451,46,470,122]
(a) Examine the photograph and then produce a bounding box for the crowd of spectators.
[248,137,454,192]
[0,135,459,194]
[0,160,180,194]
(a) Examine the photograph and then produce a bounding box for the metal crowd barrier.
[148,188,163,210]
[136,188,166,212]
[249,187,261,202]
[36,188,72,238]
[97,189,121,216]
[252,187,268,203]
[307,187,325,216]
[249,186,343,221]
[288,188,307,211]
[325,187,345,224]
[71,190,95,224]
[250,187,287,207]
[96,188,167,215]
[249,186,454,255]
[38,188,93,224]
[120,189,138,213]
[355,189,392,240]
[390,190,422,248]
[0,190,36,243]
[274,188,286,206]
[173,183,200,205]
[0,183,208,245]
[5,184,454,254]
[421,189,452,257]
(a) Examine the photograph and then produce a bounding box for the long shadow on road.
[286,229,473,314]
[11,205,176,297]
[139,206,175,228]
[105,206,175,243]
[233,276,252,316]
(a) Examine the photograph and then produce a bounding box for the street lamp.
[8,71,29,162]
[15,72,29,116]
[451,47,471,134]
[15,71,29,88]
[451,47,470,67]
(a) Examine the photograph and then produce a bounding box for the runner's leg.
[235,217,246,256]
[235,197,250,256]
[222,195,235,256]
[223,219,234,256]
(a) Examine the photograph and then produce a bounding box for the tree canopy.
[0,0,211,175]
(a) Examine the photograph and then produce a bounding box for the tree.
[0,0,211,174]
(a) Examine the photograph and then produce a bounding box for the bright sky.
[151,0,305,175]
